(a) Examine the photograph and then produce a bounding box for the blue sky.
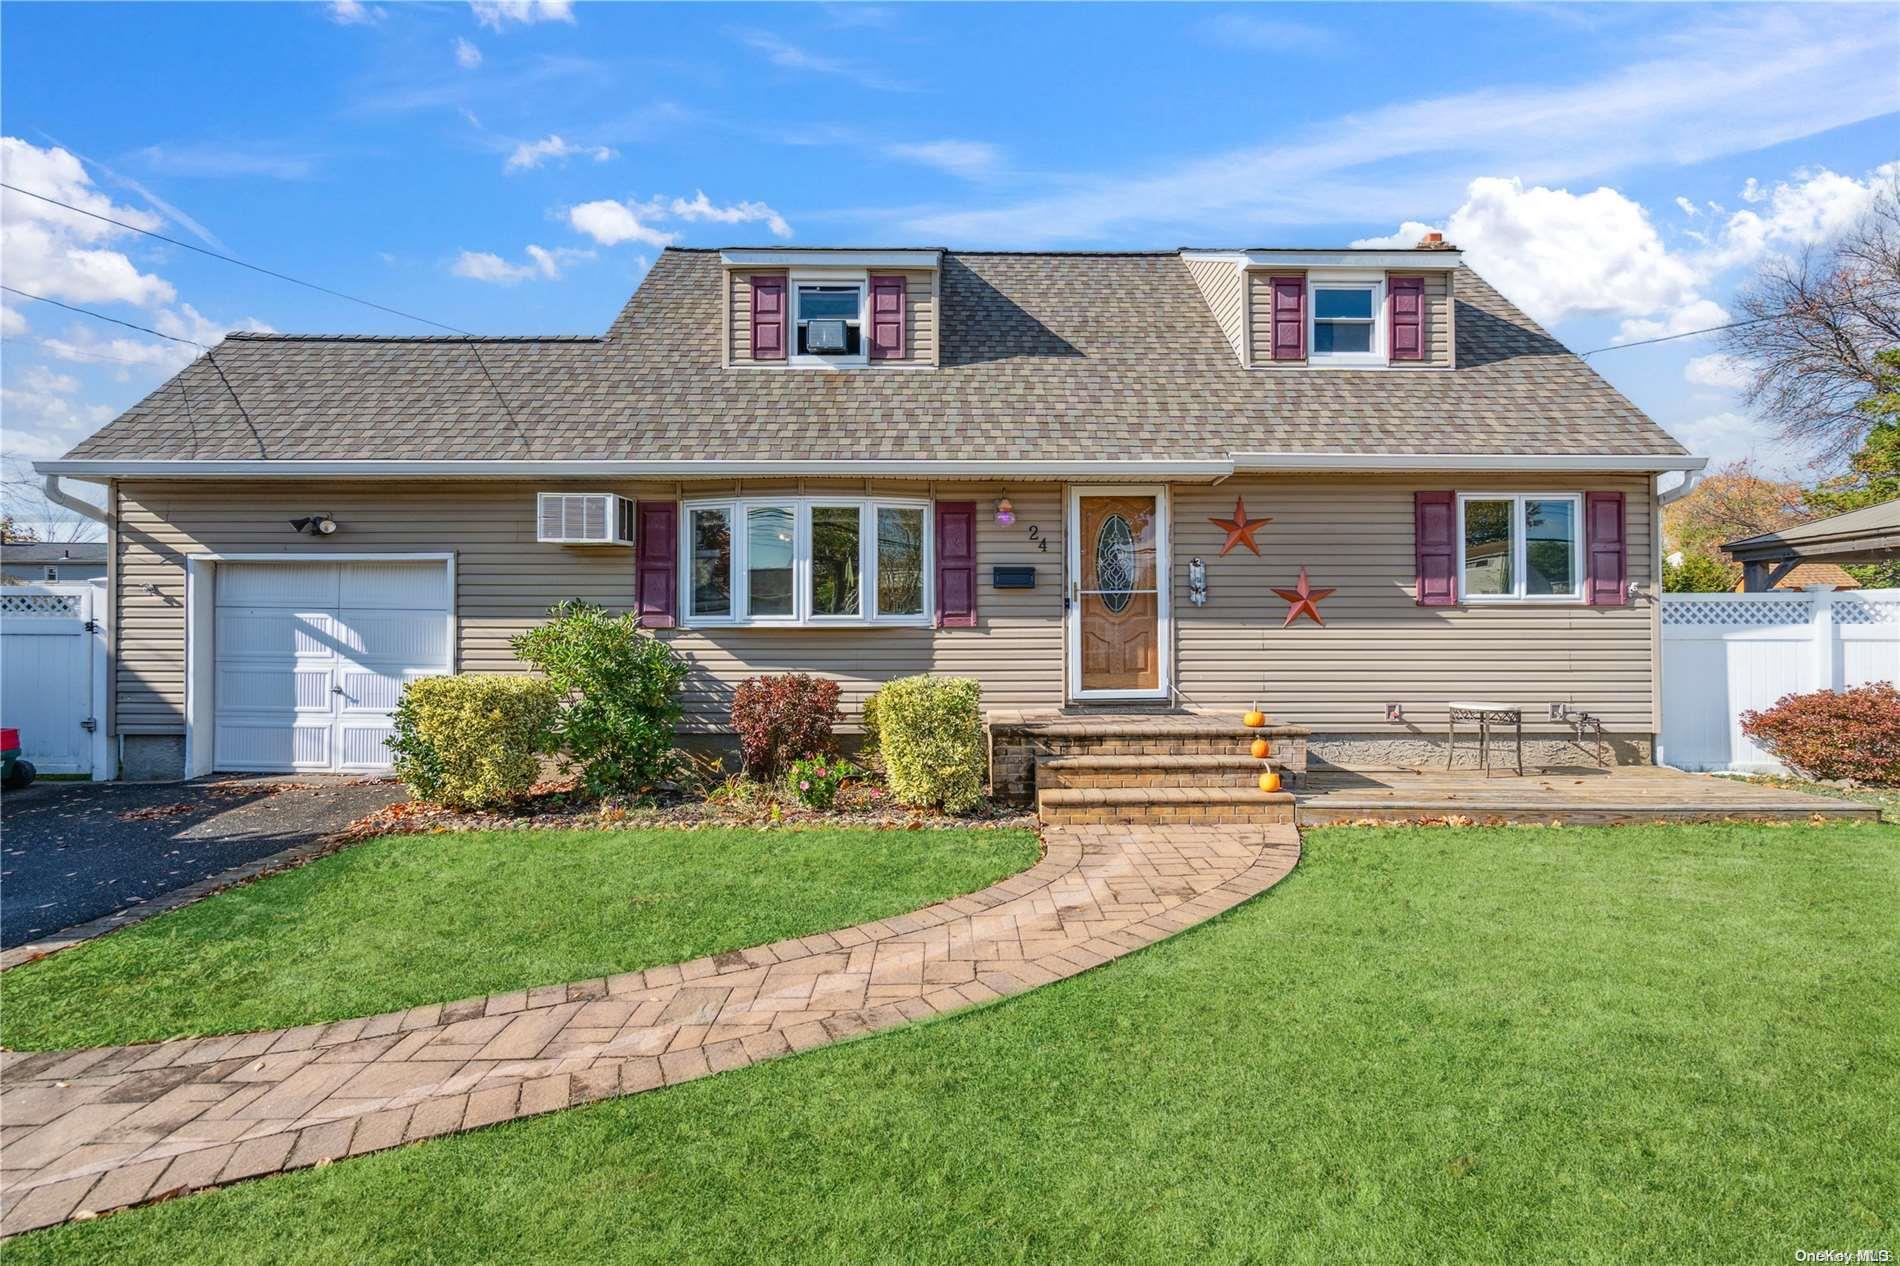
[3,1,1897,492]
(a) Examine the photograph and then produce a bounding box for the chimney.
[1416,231,1452,250]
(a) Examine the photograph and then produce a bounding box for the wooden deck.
[1294,765,1881,826]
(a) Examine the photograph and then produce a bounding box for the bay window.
[1457,493,1583,602]
[681,497,933,626]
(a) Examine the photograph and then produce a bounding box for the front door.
[1068,487,1169,700]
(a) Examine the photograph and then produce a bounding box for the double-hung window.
[681,497,932,626]
[1457,493,1583,602]
[793,281,865,363]
[1309,278,1383,365]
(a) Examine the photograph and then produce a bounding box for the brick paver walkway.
[0,823,1300,1236]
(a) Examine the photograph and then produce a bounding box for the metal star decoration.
[1272,566,1336,627]
[1209,496,1272,555]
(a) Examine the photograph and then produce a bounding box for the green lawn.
[12,822,1896,1264]
[0,826,1039,1050]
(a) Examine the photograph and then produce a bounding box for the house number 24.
[1025,525,1049,552]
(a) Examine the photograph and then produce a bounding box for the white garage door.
[213,560,452,773]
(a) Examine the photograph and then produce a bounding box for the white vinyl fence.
[1661,587,1900,773]
[0,582,111,778]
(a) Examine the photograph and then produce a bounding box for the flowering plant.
[786,757,854,810]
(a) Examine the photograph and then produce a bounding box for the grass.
[0,826,1039,1050]
[11,822,1896,1264]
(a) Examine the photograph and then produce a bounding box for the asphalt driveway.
[0,777,408,949]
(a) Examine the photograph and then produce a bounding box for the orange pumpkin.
[1250,738,1271,760]
[1258,769,1282,793]
[1242,710,1267,729]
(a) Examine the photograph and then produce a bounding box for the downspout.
[42,473,108,524]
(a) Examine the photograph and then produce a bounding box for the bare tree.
[0,455,104,543]
[1724,173,1900,463]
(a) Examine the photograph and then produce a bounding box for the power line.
[2,182,529,443]
[2,180,467,335]
[1578,314,1783,357]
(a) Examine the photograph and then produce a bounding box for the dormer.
[722,248,942,369]
[1182,235,1462,370]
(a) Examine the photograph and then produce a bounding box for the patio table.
[1445,701,1524,776]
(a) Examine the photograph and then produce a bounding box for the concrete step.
[1036,754,1272,790]
[1036,786,1295,826]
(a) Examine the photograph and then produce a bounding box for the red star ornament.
[1209,496,1272,555]
[1272,566,1336,627]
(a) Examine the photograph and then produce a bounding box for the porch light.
[994,498,1014,525]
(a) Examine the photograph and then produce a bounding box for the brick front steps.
[1037,787,1296,826]
[0,824,1300,1237]
[1038,754,1266,789]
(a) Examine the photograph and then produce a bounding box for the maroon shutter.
[1585,491,1627,606]
[934,501,977,628]
[750,275,786,360]
[635,500,677,628]
[1389,275,1424,361]
[869,274,906,359]
[1414,491,1457,606]
[1271,276,1305,361]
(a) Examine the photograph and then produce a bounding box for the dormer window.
[794,281,865,363]
[1309,277,1384,365]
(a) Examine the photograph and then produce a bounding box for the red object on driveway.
[0,728,18,752]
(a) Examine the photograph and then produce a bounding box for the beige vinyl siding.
[110,479,1062,736]
[1246,268,1294,365]
[1183,256,1246,363]
[727,268,937,366]
[1422,271,1452,367]
[1170,474,1656,734]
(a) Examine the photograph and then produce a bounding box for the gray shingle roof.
[64,249,1687,463]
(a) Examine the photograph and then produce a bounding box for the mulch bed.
[340,777,1037,840]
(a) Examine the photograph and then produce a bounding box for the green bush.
[387,674,560,809]
[786,756,855,810]
[875,675,985,813]
[511,600,689,799]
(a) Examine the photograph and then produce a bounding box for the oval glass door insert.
[1095,514,1136,613]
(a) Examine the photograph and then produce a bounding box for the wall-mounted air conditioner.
[536,492,634,546]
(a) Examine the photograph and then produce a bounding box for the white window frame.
[1307,273,1385,367]
[790,271,868,368]
[1456,492,1585,604]
[679,496,934,627]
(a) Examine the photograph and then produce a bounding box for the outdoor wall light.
[994,498,1015,525]
[1385,702,1404,722]
[290,514,338,536]
[1187,557,1208,606]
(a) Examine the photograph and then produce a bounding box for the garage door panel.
[215,721,331,772]
[216,563,340,607]
[337,723,398,770]
[340,561,450,609]
[338,664,445,711]
[217,610,341,660]
[218,664,334,714]
[337,610,450,664]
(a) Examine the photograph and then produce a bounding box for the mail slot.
[992,566,1036,589]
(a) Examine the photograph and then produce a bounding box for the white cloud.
[0,303,25,337]
[504,134,615,172]
[668,191,792,239]
[567,199,679,248]
[901,7,1898,244]
[470,0,573,32]
[1614,298,1732,346]
[730,29,913,92]
[1690,163,1896,274]
[1,138,175,308]
[327,0,381,25]
[884,140,1001,181]
[1197,13,1339,54]
[1674,195,1700,218]
[1684,353,1753,391]
[1664,409,1783,467]
[133,143,319,181]
[450,244,592,283]
[455,38,483,69]
[1740,177,1767,204]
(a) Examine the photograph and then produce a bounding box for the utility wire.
[1578,314,1783,357]
[2,181,529,444]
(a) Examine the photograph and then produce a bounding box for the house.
[0,542,107,586]
[35,239,1704,783]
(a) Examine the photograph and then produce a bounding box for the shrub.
[511,600,689,799]
[787,757,854,810]
[1663,550,1739,593]
[875,675,985,813]
[1740,683,1900,784]
[731,673,841,777]
[387,674,560,809]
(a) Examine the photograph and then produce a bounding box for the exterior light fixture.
[290,514,338,536]
[994,498,1014,525]
[1187,557,1208,606]
[1385,703,1404,722]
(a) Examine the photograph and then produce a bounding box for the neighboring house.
[0,542,108,586]
[1736,563,1862,592]
[35,239,1704,781]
